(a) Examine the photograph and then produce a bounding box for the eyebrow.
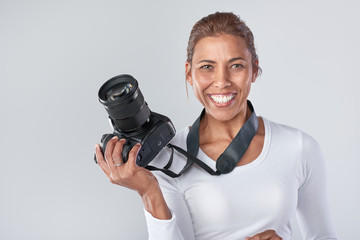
[229,57,246,62]
[197,59,216,64]
[196,57,246,65]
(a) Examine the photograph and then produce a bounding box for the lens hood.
[98,74,151,132]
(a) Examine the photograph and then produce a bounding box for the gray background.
[1,0,359,239]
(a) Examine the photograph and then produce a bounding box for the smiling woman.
[95,12,338,240]
[186,34,256,124]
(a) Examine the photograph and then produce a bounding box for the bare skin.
[245,229,283,240]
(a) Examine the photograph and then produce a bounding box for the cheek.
[191,80,210,104]
[192,70,212,87]
[192,81,204,98]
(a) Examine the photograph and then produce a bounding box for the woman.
[95,12,337,240]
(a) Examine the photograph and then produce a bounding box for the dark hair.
[186,12,261,74]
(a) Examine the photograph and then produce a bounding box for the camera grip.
[94,133,116,164]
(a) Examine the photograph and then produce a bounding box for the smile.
[209,93,236,104]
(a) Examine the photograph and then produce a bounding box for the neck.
[200,104,252,143]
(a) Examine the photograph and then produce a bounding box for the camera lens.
[106,83,134,102]
[98,74,151,132]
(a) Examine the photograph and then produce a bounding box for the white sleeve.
[144,172,195,240]
[296,132,337,240]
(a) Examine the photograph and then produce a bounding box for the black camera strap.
[146,100,258,177]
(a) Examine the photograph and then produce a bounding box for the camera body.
[96,74,175,167]
[100,112,175,167]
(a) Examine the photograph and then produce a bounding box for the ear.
[251,60,259,83]
[185,62,193,85]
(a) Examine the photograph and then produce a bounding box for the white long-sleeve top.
[144,117,337,240]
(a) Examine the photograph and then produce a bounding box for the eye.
[200,65,213,70]
[230,64,244,69]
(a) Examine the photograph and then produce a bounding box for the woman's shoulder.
[263,117,318,144]
[263,117,322,164]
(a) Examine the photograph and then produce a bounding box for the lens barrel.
[98,74,151,132]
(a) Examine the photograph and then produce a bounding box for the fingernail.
[112,136,118,140]
[95,144,99,151]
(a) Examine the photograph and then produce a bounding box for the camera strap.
[146,100,258,177]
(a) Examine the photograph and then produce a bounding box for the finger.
[105,137,121,179]
[94,144,105,164]
[245,236,260,240]
[95,144,110,176]
[112,139,126,163]
[269,232,282,240]
[270,236,282,240]
[246,230,278,240]
[127,143,142,169]
[259,230,276,239]
[104,136,118,165]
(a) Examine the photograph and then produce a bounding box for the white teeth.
[210,94,235,104]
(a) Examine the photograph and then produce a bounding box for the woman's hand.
[95,136,171,219]
[95,136,158,196]
[245,230,282,240]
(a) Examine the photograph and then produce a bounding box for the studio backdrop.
[0,0,359,239]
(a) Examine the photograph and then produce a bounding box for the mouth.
[208,93,236,104]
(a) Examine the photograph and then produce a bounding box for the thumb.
[127,143,142,168]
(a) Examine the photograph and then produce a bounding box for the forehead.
[193,34,251,61]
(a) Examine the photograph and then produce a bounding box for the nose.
[213,68,231,89]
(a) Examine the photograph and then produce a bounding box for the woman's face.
[186,34,258,122]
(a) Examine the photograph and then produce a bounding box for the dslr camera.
[95,74,175,167]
